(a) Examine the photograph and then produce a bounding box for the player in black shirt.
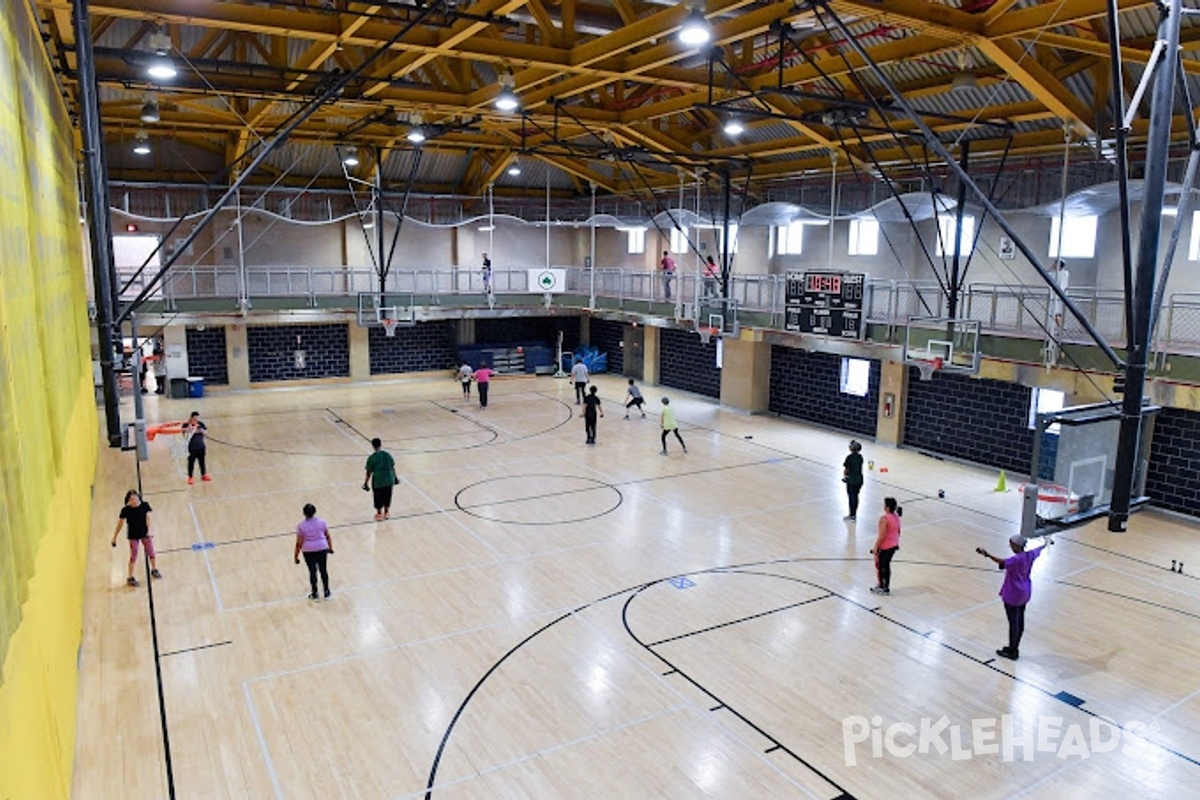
[112,490,162,586]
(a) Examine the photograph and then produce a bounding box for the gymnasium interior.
[3,0,1200,798]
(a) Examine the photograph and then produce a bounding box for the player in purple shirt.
[294,503,334,600]
[977,534,1049,660]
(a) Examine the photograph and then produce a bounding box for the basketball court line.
[398,475,505,559]
[564,604,828,800]
[325,408,372,452]
[242,682,285,800]
[187,501,225,611]
[394,705,696,800]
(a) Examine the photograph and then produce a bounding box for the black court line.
[156,508,448,553]
[709,704,725,711]
[424,554,1200,798]
[1054,534,1200,581]
[764,744,782,754]
[160,640,233,658]
[630,399,1016,525]
[326,407,371,443]
[719,566,1200,770]
[201,392,572,458]
[621,583,860,800]
[134,456,177,799]
[1054,580,1200,621]
[646,593,835,647]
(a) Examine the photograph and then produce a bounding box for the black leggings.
[846,483,861,517]
[1004,602,1027,652]
[187,447,207,478]
[585,415,597,442]
[373,485,394,512]
[575,382,588,403]
[661,428,685,451]
[461,380,471,397]
[876,546,898,590]
[478,382,489,407]
[303,550,329,593]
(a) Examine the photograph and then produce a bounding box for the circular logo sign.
[537,271,557,290]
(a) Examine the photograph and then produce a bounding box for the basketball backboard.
[903,316,980,374]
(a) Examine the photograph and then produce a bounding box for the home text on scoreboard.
[784,271,866,339]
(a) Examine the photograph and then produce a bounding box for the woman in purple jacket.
[977,534,1050,660]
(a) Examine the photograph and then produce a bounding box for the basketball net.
[697,327,715,345]
[913,356,943,381]
[381,319,399,338]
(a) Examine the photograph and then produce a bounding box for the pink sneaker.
[187,477,194,485]
[201,474,212,482]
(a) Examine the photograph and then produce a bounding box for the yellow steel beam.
[533,153,619,193]
[986,0,1148,39]
[975,38,1094,130]
[1034,30,1200,75]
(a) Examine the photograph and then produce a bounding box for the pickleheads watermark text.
[842,715,1160,766]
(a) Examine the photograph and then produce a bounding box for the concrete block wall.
[904,369,1034,474]
[368,321,456,376]
[589,318,625,374]
[768,347,880,437]
[1145,407,1200,516]
[247,323,349,383]
[658,327,720,399]
[474,316,580,349]
[184,327,229,385]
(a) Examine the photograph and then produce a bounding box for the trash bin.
[187,377,205,398]
[169,378,189,399]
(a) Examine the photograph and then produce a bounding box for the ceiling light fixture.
[140,95,160,124]
[723,117,744,136]
[507,164,521,176]
[132,130,151,155]
[342,146,359,167]
[146,32,177,80]
[495,72,520,112]
[407,113,426,144]
[678,7,712,46]
[951,51,976,93]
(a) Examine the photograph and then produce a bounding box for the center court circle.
[454,474,623,525]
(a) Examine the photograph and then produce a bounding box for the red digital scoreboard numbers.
[785,272,866,338]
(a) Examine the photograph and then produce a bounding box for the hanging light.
[723,117,744,136]
[140,94,160,123]
[132,130,151,155]
[678,7,712,46]
[951,51,976,93]
[342,146,359,167]
[507,163,521,176]
[495,72,520,112]
[407,113,426,144]
[146,32,177,80]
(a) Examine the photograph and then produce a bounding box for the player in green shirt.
[363,438,397,520]
[660,397,687,455]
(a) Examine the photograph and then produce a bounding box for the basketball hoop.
[697,326,718,345]
[912,356,943,381]
[381,318,399,337]
[1032,483,1079,520]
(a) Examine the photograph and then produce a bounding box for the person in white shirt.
[458,362,473,400]
[571,359,589,405]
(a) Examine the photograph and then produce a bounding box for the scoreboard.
[785,271,866,338]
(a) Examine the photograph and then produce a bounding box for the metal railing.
[121,263,1200,358]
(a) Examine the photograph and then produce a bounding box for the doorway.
[623,325,644,379]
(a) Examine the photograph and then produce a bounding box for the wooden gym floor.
[76,374,1200,799]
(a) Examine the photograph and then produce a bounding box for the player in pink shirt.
[977,534,1049,660]
[294,503,334,599]
[870,497,902,595]
[474,363,492,408]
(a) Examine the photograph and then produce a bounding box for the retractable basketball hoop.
[697,326,719,345]
[381,317,400,337]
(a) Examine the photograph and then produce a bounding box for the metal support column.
[949,141,970,319]
[73,0,122,446]
[1110,0,1183,531]
[720,168,732,297]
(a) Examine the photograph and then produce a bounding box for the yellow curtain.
[0,0,97,796]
